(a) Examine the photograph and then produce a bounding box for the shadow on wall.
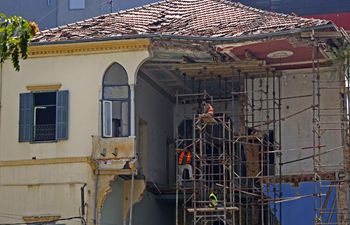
[100,179,124,225]
[132,191,175,225]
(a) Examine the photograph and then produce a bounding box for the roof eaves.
[30,23,337,47]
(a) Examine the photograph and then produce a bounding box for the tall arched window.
[102,63,130,137]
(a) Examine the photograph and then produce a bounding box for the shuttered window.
[19,93,34,142]
[18,90,69,142]
[102,100,112,137]
[56,91,69,140]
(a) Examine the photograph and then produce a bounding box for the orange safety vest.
[178,150,191,165]
[207,103,214,115]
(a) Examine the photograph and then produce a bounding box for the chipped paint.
[92,136,136,171]
[122,179,146,220]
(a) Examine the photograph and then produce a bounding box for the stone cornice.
[26,84,62,91]
[28,39,151,58]
[23,215,61,223]
[0,156,92,167]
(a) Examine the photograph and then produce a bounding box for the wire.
[98,0,113,7]
[0,216,85,225]
[268,145,328,153]
[252,105,314,128]
[0,213,28,218]
[263,193,326,204]
[36,0,66,23]
[0,215,23,221]
[281,145,344,165]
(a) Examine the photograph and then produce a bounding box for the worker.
[177,146,193,185]
[201,100,214,117]
[209,192,219,208]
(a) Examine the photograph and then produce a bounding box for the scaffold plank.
[187,207,239,213]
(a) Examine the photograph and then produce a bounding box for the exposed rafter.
[139,69,175,101]
[160,68,192,93]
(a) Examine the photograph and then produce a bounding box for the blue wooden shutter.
[56,90,69,140]
[102,100,112,137]
[19,93,34,142]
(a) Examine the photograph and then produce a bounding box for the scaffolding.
[311,38,350,225]
[172,36,350,225]
[175,92,237,225]
[174,80,282,225]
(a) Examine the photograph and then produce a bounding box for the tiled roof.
[32,0,332,43]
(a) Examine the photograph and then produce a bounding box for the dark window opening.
[34,92,56,141]
[178,119,193,140]
[112,101,129,137]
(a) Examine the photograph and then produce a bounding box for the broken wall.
[100,179,124,225]
[247,67,344,175]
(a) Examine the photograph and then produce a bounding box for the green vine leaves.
[0,13,38,71]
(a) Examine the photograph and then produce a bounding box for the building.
[1,0,349,31]
[237,0,350,30]
[0,0,349,225]
[0,0,118,30]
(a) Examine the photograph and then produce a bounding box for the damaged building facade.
[0,0,350,225]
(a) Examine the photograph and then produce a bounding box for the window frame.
[18,90,69,143]
[101,84,131,138]
[101,63,130,138]
[69,0,85,10]
[102,100,113,138]
[47,0,54,6]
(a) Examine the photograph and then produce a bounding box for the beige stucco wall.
[0,49,149,224]
[0,163,94,225]
[0,50,148,160]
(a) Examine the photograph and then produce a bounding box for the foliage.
[333,45,350,62]
[0,13,38,71]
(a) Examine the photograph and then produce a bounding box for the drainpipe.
[128,169,135,225]
[129,83,136,225]
[128,82,136,225]
[94,171,100,225]
[129,84,135,137]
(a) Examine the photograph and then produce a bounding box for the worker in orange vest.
[176,147,193,185]
[201,100,214,117]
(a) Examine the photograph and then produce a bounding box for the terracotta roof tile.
[32,0,332,43]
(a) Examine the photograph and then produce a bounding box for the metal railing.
[34,124,56,141]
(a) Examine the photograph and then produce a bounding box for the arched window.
[102,63,129,137]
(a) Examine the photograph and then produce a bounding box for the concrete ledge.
[0,156,91,167]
